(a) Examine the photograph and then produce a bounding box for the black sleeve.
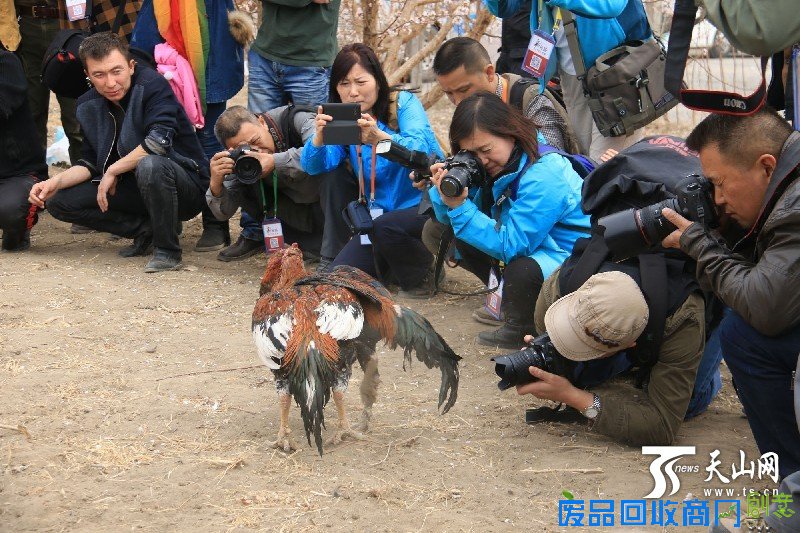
[0,51,27,120]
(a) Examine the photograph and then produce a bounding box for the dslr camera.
[598,174,719,260]
[228,144,263,185]
[491,334,573,390]
[439,150,488,198]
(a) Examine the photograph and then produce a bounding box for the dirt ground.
[0,95,774,533]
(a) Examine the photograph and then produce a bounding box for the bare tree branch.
[387,17,455,85]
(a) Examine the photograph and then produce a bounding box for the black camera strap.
[664,0,768,115]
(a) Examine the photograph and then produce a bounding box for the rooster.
[252,244,460,455]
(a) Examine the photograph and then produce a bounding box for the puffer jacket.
[679,131,800,337]
[429,148,590,279]
[154,42,204,128]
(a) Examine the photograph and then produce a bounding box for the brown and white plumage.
[252,244,460,454]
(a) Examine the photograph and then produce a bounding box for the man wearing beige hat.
[517,269,708,446]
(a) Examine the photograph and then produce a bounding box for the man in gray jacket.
[206,105,352,267]
[662,108,800,482]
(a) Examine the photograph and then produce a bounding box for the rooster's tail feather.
[288,339,334,455]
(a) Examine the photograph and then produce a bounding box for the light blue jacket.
[301,91,444,212]
[429,150,590,279]
[483,0,651,85]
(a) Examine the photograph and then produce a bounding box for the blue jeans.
[685,319,724,419]
[247,50,330,113]
[720,311,800,480]
[242,50,331,242]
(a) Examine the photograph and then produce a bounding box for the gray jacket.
[206,105,319,221]
[680,131,800,336]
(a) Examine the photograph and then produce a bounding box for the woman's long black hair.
[329,43,391,125]
[449,92,540,163]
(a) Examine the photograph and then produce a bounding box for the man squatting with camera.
[28,32,209,273]
[205,105,353,263]
[660,109,800,481]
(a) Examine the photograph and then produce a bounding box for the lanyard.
[259,171,279,217]
[537,0,562,35]
[355,144,378,206]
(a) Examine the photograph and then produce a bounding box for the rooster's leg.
[357,356,380,432]
[326,390,365,446]
[267,393,298,452]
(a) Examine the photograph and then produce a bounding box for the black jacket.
[0,50,47,181]
[74,65,208,189]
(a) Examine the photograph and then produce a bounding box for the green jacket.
[701,0,800,56]
[534,267,705,446]
[252,0,340,67]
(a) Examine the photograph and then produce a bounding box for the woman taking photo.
[428,92,590,349]
[301,43,443,287]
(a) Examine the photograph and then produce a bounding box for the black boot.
[144,249,183,273]
[477,322,529,350]
[119,231,154,257]
[217,234,263,262]
[2,229,30,251]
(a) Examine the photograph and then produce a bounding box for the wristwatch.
[582,393,601,421]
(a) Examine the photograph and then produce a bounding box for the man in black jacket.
[0,47,47,251]
[28,32,208,272]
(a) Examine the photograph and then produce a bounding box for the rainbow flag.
[152,0,209,112]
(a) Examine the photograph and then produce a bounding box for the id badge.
[360,207,384,246]
[521,29,556,78]
[65,0,88,21]
[262,217,284,254]
[484,268,504,320]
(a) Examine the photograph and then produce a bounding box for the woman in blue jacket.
[302,43,443,288]
[429,92,590,348]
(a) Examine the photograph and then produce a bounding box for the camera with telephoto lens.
[228,144,263,185]
[375,139,440,182]
[491,333,573,390]
[439,150,488,198]
[597,174,719,260]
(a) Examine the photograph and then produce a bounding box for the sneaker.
[217,235,263,262]
[144,252,183,273]
[398,267,446,299]
[70,223,95,234]
[472,306,504,326]
[194,225,231,252]
[2,229,30,251]
[477,323,528,350]
[119,232,154,257]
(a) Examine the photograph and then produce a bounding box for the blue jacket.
[429,150,590,279]
[130,0,245,104]
[484,0,651,84]
[301,91,443,212]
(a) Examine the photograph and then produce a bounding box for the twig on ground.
[521,467,604,474]
[0,424,31,440]
[155,365,263,381]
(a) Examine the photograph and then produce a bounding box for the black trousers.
[455,240,544,328]
[0,175,39,235]
[332,206,433,290]
[47,155,206,254]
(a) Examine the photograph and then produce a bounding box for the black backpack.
[558,135,711,386]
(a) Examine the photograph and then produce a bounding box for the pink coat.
[154,42,204,128]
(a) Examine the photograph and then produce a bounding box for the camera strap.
[259,172,284,253]
[258,172,279,218]
[354,144,378,205]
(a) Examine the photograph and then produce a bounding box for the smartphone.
[321,103,362,145]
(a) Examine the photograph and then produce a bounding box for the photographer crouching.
[206,106,353,265]
[660,109,800,479]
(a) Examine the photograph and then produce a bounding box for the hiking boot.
[70,223,95,234]
[2,229,30,251]
[119,232,154,257]
[194,224,231,252]
[217,234,263,262]
[317,256,334,273]
[144,251,183,273]
[472,306,504,326]
[477,323,528,350]
[398,267,446,299]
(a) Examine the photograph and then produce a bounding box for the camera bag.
[558,135,710,386]
[341,145,376,235]
[562,11,679,138]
